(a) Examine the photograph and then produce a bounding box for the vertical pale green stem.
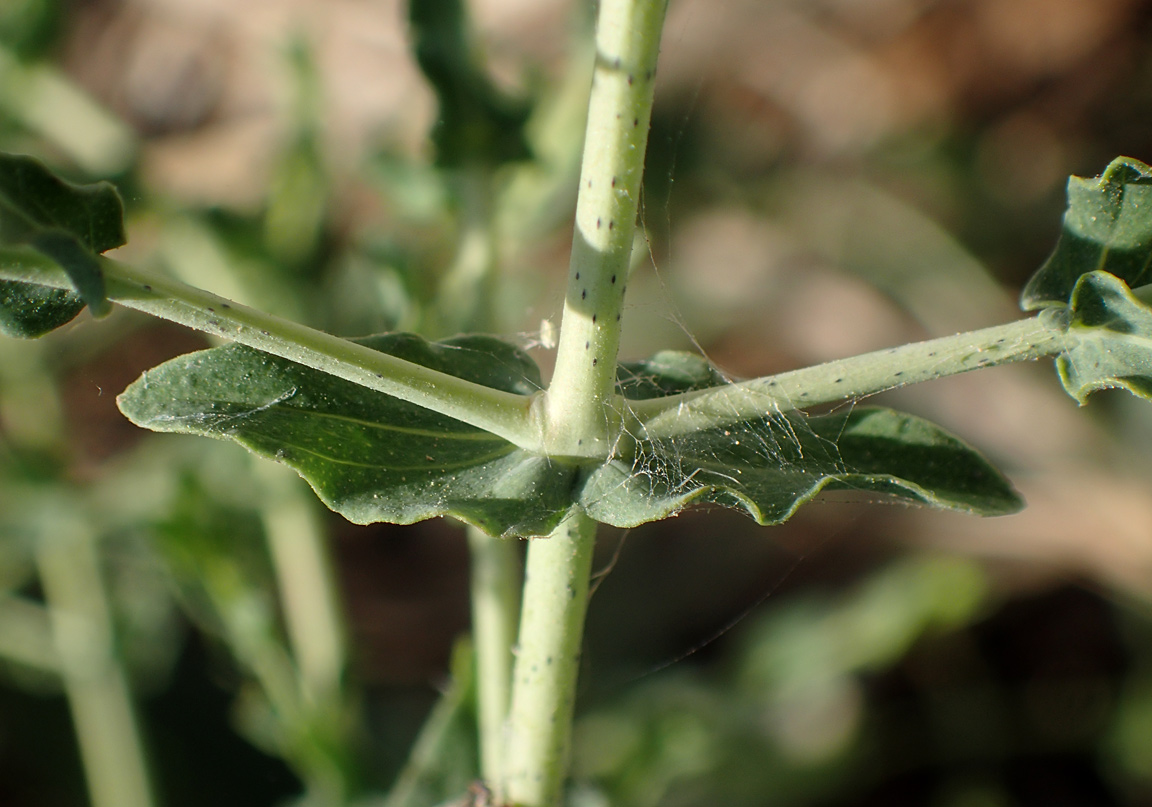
[544,0,670,458]
[504,513,598,807]
[258,462,347,705]
[467,527,522,798]
[37,510,156,807]
[505,2,669,804]
[438,169,498,335]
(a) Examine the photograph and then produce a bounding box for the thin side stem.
[467,526,522,799]
[544,0,670,458]
[36,508,156,807]
[257,461,347,706]
[504,513,598,807]
[0,249,540,450]
[630,312,1071,440]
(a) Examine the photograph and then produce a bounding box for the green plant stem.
[504,513,598,807]
[630,311,1072,440]
[467,526,522,798]
[36,507,156,807]
[0,596,58,673]
[544,0,670,459]
[438,168,498,335]
[257,461,347,707]
[0,248,539,450]
[504,4,669,803]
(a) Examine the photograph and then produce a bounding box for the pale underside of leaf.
[1022,156,1152,311]
[1056,270,1152,403]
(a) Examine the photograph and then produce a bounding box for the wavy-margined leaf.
[0,152,126,328]
[580,353,1022,528]
[118,333,577,538]
[1022,157,1152,310]
[1054,270,1152,402]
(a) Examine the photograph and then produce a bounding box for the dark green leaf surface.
[582,353,1023,528]
[582,407,1022,527]
[118,333,578,538]
[1022,157,1152,310]
[0,152,125,324]
[1054,270,1152,403]
[0,278,83,337]
[409,0,531,168]
[0,152,125,253]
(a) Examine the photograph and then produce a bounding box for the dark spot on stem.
[592,358,598,366]
[581,289,587,300]
[835,378,843,383]
[616,313,621,321]
[597,218,602,229]
[633,118,639,126]
[585,341,589,349]
[143,284,152,292]
[895,371,904,377]
[221,303,231,309]
[627,74,634,85]
[575,272,580,280]
[207,307,215,313]
[592,314,597,323]
[609,221,615,230]
[610,274,617,283]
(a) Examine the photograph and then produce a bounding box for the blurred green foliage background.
[4,0,1152,805]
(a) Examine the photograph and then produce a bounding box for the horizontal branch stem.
[630,313,1070,441]
[0,249,541,450]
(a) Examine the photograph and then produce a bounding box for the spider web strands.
[627,313,1071,442]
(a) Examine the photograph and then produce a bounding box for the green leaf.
[1054,270,1152,402]
[117,333,578,538]
[0,277,83,337]
[409,0,531,168]
[580,353,1023,527]
[0,152,125,253]
[0,152,125,323]
[1022,157,1152,310]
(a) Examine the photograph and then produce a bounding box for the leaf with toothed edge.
[118,332,580,538]
[579,352,1023,528]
